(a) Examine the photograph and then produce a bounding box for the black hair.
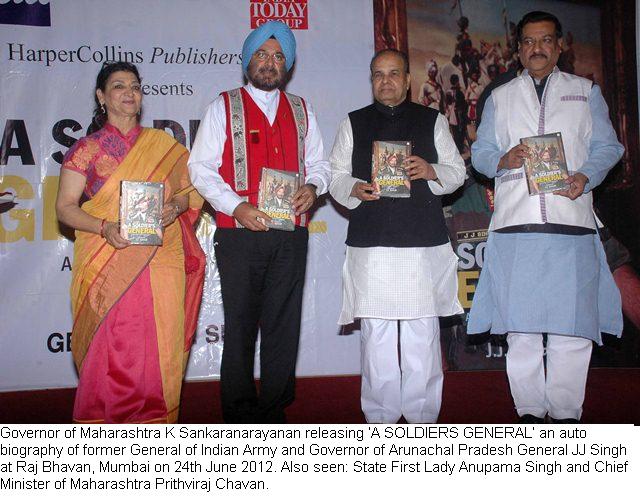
[370,49,409,74]
[92,61,142,129]
[516,11,563,42]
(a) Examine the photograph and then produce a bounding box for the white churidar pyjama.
[361,317,442,424]
[506,332,593,420]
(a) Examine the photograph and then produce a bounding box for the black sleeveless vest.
[346,100,449,248]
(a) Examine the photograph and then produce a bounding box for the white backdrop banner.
[0,0,374,391]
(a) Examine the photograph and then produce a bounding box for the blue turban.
[242,21,296,74]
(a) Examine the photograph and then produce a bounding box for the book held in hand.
[258,168,300,231]
[520,132,569,195]
[120,181,164,245]
[371,140,412,198]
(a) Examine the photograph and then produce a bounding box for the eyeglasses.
[253,50,286,64]
[520,36,557,48]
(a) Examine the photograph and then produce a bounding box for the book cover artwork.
[258,168,300,231]
[120,181,164,245]
[372,140,412,198]
[520,132,569,195]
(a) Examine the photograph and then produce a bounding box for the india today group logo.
[250,0,308,30]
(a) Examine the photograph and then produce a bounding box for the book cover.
[119,181,164,245]
[372,140,412,198]
[520,132,570,195]
[258,168,300,231]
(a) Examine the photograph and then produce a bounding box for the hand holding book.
[233,201,271,232]
[350,181,380,201]
[292,183,317,216]
[161,195,187,227]
[553,172,588,200]
[103,220,130,249]
[498,144,530,170]
[405,155,438,182]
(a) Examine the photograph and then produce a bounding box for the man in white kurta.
[330,49,465,424]
[468,11,624,424]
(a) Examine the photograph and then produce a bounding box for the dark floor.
[1,369,638,424]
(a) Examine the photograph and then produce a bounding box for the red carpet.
[1,369,638,424]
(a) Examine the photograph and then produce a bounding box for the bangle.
[99,219,106,238]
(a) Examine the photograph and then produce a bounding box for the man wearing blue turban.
[241,20,297,74]
[189,21,331,423]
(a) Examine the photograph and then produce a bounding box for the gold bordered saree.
[70,128,204,423]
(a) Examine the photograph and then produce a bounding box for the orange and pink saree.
[68,128,204,423]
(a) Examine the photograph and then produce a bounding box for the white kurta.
[329,113,466,324]
[469,68,624,421]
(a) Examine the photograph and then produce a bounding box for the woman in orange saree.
[56,62,205,423]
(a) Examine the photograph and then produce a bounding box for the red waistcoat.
[216,87,309,228]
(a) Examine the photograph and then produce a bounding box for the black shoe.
[546,416,580,424]
[518,414,545,424]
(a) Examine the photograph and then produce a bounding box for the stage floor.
[1,369,638,424]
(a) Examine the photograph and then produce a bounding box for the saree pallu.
[70,128,205,423]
